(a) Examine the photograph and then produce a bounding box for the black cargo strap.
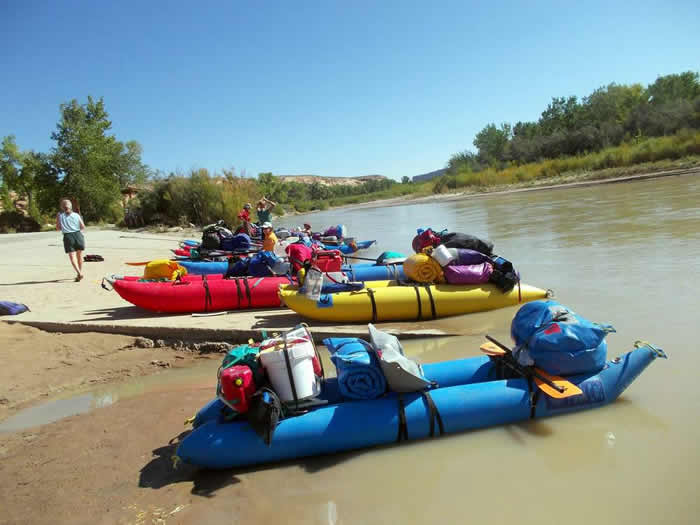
[413,286,422,320]
[242,278,252,306]
[202,275,212,312]
[527,377,540,419]
[367,288,378,323]
[424,285,436,319]
[234,278,244,307]
[396,395,408,442]
[396,391,444,442]
[282,339,300,411]
[421,390,444,437]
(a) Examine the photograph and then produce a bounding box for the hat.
[243,203,251,209]
[262,222,272,229]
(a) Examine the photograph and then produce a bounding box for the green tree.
[1,136,57,220]
[401,176,410,184]
[646,71,700,105]
[539,96,581,134]
[51,96,143,221]
[473,123,511,164]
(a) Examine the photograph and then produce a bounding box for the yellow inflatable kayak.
[279,281,550,322]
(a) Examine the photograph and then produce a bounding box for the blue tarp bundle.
[325,338,386,400]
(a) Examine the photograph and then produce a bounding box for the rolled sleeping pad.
[177,343,666,469]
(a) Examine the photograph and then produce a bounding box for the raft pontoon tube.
[279,280,549,322]
[176,342,666,469]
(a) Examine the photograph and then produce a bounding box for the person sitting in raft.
[261,222,277,252]
[256,197,276,225]
[302,223,312,237]
[55,198,86,282]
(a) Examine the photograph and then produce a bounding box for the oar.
[480,336,582,399]
[342,255,379,262]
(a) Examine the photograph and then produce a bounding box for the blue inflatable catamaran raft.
[177,259,405,280]
[176,341,665,469]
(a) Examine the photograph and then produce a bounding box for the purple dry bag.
[443,263,493,285]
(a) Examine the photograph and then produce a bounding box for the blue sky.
[2,0,699,180]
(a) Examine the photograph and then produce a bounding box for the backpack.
[0,301,30,315]
[412,228,442,253]
[248,251,281,277]
[489,255,519,292]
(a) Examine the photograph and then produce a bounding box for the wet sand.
[0,323,216,421]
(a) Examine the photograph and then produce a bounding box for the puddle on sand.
[0,357,222,433]
[0,334,486,434]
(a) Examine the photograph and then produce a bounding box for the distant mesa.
[275,174,387,187]
[412,168,446,183]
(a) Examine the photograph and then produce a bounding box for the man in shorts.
[55,199,86,281]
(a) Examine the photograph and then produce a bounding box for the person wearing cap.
[256,197,276,225]
[302,223,312,236]
[261,222,278,252]
[238,202,252,222]
[237,202,255,236]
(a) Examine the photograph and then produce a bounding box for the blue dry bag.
[511,300,615,376]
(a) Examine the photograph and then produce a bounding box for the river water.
[266,174,699,525]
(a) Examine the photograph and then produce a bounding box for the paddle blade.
[125,261,149,266]
[480,342,583,399]
[534,370,583,399]
[480,342,506,356]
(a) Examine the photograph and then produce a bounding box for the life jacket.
[143,259,187,280]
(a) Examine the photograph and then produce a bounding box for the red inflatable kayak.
[111,276,292,313]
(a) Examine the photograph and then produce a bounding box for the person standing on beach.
[256,197,276,225]
[55,199,86,281]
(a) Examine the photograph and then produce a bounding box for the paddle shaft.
[485,335,565,393]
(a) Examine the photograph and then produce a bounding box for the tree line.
[1,97,149,226]
[448,71,700,172]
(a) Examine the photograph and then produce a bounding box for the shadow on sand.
[0,278,75,286]
[75,306,178,322]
